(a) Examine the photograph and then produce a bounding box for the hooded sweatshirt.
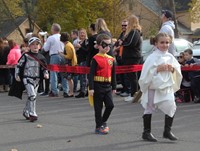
[159,21,176,56]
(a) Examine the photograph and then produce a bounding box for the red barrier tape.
[1,64,200,74]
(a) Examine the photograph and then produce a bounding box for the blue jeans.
[50,54,68,94]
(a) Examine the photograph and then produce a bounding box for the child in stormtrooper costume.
[139,33,182,142]
[15,37,49,122]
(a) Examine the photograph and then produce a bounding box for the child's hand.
[184,64,189,67]
[157,64,168,72]
[89,90,94,96]
[16,76,21,82]
[190,63,194,67]
[44,73,49,79]
[167,64,174,72]
[113,90,116,94]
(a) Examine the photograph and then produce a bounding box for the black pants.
[191,77,200,98]
[123,58,141,96]
[93,82,114,128]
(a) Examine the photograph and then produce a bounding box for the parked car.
[141,38,193,62]
[192,40,200,59]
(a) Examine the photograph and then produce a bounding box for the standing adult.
[60,32,78,97]
[120,15,142,102]
[159,10,176,56]
[113,20,129,95]
[0,38,10,92]
[86,23,98,67]
[71,29,79,92]
[95,18,113,56]
[74,28,88,98]
[7,40,22,85]
[43,23,68,97]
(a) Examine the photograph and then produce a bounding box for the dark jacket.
[185,58,200,79]
[76,39,88,64]
[122,29,142,60]
[86,34,98,67]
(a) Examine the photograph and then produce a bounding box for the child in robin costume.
[89,34,116,135]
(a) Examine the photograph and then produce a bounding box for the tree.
[189,0,200,23]
[0,0,23,21]
[35,0,128,37]
[0,0,24,38]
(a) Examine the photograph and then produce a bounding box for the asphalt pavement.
[0,91,200,151]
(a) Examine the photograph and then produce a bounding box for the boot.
[142,114,157,142]
[0,85,4,92]
[4,85,10,92]
[163,115,178,141]
[75,92,85,98]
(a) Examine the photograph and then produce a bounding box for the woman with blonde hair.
[95,18,113,56]
[75,28,88,98]
[120,15,142,102]
[95,18,111,35]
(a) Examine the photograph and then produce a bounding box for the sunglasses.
[101,41,112,49]
[121,25,127,27]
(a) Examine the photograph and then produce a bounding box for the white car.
[142,38,193,62]
[192,40,200,58]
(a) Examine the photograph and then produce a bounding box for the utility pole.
[169,0,179,38]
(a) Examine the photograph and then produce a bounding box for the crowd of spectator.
[0,13,200,104]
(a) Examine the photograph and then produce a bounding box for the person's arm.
[40,56,49,79]
[193,58,200,65]
[122,30,140,47]
[6,50,16,65]
[15,54,26,81]
[63,44,73,60]
[111,61,116,90]
[43,37,52,52]
[89,58,97,90]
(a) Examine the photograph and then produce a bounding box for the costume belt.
[94,76,111,82]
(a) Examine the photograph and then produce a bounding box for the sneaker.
[102,123,109,133]
[40,92,48,96]
[49,91,59,97]
[120,92,130,97]
[29,115,38,122]
[38,91,44,95]
[95,126,108,135]
[124,96,133,102]
[115,91,122,95]
[194,96,200,103]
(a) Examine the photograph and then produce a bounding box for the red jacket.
[7,45,21,65]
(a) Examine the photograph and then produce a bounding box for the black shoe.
[163,131,178,141]
[49,91,58,97]
[64,93,74,98]
[40,92,48,96]
[75,92,85,98]
[85,91,88,97]
[29,115,38,122]
[142,132,157,142]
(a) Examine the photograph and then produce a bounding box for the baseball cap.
[28,37,42,46]
[162,10,173,19]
